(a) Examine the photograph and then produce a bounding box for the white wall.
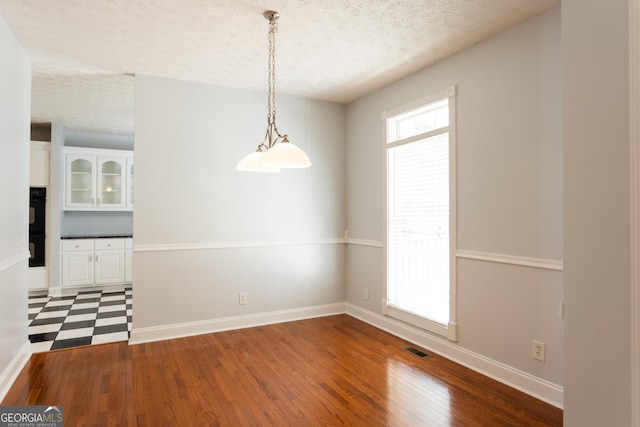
[563,0,632,425]
[346,6,563,402]
[0,13,31,399]
[131,75,347,337]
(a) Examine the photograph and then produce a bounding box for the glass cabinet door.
[66,155,96,207]
[97,157,126,208]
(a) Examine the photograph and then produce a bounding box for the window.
[383,87,457,340]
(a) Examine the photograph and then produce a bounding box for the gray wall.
[562,0,632,425]
[3,3,634,419]
[346,6,563,387]
[132,74,347,330]
[0,13,30,396]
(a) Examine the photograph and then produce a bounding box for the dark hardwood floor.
[3,314,562,426]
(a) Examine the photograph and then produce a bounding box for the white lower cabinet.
[61,238,130,287]
[61,251,94,287]
[94,251,125,285]
[30,141,50,187]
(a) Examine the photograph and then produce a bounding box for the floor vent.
[404,347,431,358]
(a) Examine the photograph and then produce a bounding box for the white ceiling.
[0,0,558,136]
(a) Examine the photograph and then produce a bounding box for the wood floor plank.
[3,315,562,426]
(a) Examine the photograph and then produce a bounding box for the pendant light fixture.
[236,11,312,172]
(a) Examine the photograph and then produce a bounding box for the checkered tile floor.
[28,286,132,353]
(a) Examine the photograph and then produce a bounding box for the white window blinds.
[387,132,450,325]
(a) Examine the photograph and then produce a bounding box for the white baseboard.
[0,340,31,402]
[346,303,564,409]
[47,287,62,297]
[47,282,131,297]
[129,302,347,345]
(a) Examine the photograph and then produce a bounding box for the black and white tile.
[28,287,132,353]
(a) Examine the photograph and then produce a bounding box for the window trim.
[382,86,458,341]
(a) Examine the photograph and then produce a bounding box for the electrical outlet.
[239,292,248,305]
[364,288,370,300]
[532,340,546,362]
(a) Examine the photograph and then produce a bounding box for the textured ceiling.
[0,0,559,136]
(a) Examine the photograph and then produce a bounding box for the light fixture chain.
[267,16,278,130]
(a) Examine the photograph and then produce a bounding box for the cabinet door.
[126,156,134,209]
[97,156,126,208]
[62,251,94,287]
[95,250,125,285]
[30,141,50,187]
[66,155,96,208]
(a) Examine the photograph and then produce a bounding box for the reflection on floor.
[28,286,132,353]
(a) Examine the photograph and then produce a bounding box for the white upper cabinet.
[97,156,126,208]
[66,154,97,208]
[30,141,50,187]
[63,147,133,211]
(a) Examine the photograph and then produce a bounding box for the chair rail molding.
[456,249,563,271]
[0,251,30,275]
[134,238,346,253]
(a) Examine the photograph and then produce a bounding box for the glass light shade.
[259,142,312,168]
[236,151,281,172]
